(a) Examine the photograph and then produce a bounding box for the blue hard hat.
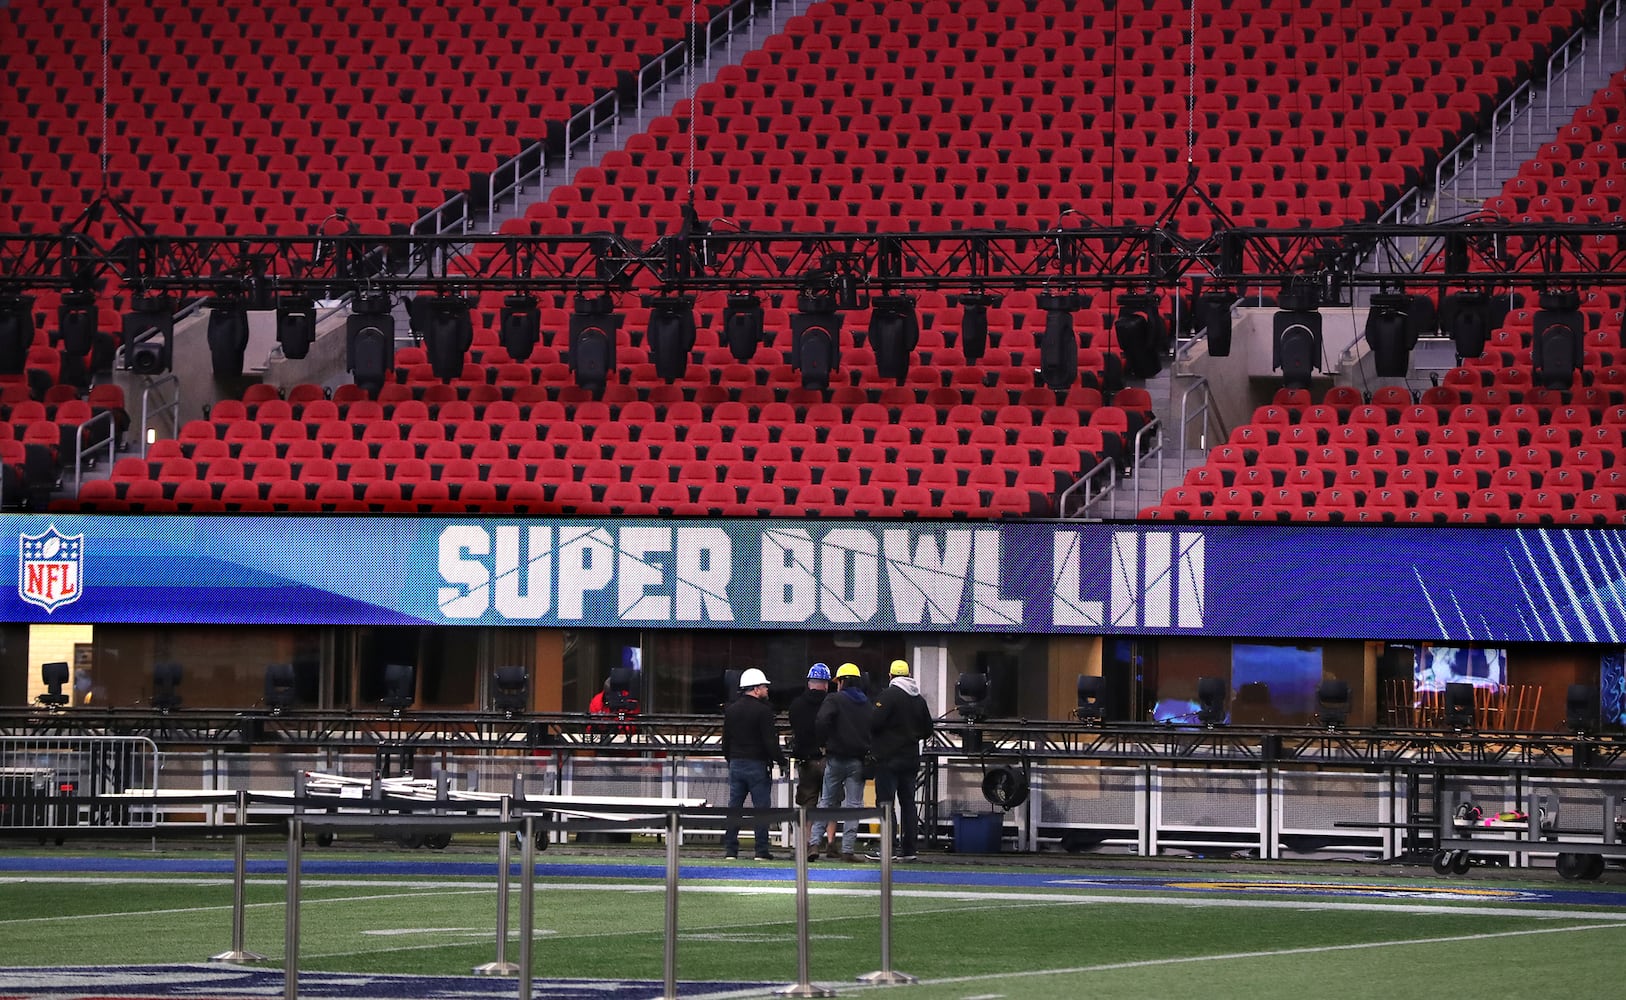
[807,662,831,680]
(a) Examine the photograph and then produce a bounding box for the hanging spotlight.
[1364,293,1413,378]
[1439,290,1493,361]
[957,290,999,364]
[1115,292,1164,379]
[122,293,175,375]
[345,291,395,395]
[568,292,620,392]
[0,293,35,374]
[382,663,416,715]
[1197,290,1236,357]
[1532,288,1584,390]
[1565,683,1600,735]
[276,296,317,361]
[791,288,842,390]
[870,293,919,385]
[412,293,474,382]
[647,294,697,381]
[1037,292,1080,391]
[723,292,765,360]
[498,293,541,362]
[206,295,252,378]
[1196,676,1228,726]
[1272,286,1322,390]
[492,665,530,718]
[54,290,98,387]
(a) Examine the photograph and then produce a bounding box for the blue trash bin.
[952,811,1003,853]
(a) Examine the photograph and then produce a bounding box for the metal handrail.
[408,193,469,238]
[137,373,180,459]
[1129,417,1165,518]
[1056,453,1120,520]
[71,409,116,494]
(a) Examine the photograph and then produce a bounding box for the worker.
[809,662,873,862]
[869,658,934,861]
[721,667,787,860]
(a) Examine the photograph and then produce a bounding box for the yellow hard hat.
[836,663,862,679]
[889,659,911,677]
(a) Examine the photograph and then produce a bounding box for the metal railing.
[0,736,160,835]
[70,409,116,493]
[1056,453,1121,519]
[137,373,180,459]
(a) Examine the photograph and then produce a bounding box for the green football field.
[3,841,1626,999]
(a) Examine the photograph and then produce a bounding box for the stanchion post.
[662,809,681,1000]
[857,804,917,985]
[284,816,302,1000]
[473,795,519,976]
[774,806,834,997]
[518,814,537,1000]
[210,788,267,963]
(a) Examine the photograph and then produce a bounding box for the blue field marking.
[0,965,780,999]
[1,854,1621,907]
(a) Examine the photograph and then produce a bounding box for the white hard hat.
[738,667,769,689]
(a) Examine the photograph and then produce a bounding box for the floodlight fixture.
[123,293,175,375]
[1316,679,1351,728]
[1444,682,1476,731]
[870,293,919,385]
[1565,683,1600,735]
[276,296,317,360]
[1197,290,1236,357]
[1075,674,1105,724]
[722,292,765,361]
[1272,286,1322,390]
[498,293,541,361]
[957,290,1000,363]
[1115,292,1164,378]
[1439,290,1493,361]
[647,294,697,381]
[568,292,620,392]
[1364,293,1413,378]
[207,296,252,378]
[346,292,395,395]
[791,289,843,390]
[1532,288,1584,390]
[414,293,474,381]
[492,665,529,717]
[1037,292,1081,391]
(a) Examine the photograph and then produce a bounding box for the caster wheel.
[397,833,426,850]
[1451,850,1472,875]
[1583,854,1607,881]
[1432,850,1454,875]
[424,832,452,850]
[315,832,334,848]
[1556,852,1590,880]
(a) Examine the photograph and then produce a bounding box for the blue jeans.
[810,754,865,855]
[873,756,921,857]
[723,759,773,857]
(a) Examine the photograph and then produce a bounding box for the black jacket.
[815,683,874,760]
[788,687,828,761]
[871,676,933,762]
[723,693,787,768]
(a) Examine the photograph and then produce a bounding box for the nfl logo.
[19,525,85,613]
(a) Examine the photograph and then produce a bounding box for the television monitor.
[1415,645,1505,697]
[1232,643,1322,724]
[1602,649,1626,727]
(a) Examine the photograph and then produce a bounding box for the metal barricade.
[0,736,159,833]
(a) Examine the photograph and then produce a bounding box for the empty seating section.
[1485,71,1626,224]
[2,0,1601,517]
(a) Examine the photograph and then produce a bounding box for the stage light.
[492,665,529,717]
[413,294,474,381]
[957,290,999,364]
[382,663,416,714]
[1316,679,1351,728]
[1115,292,1164,378]
[647,295,696,381]
[791,289,842,390]
[568,293,620,392]
[1565,683,1600,735]
[1198,291,1236,357]
[498,293,541,362]
[1364,293,1412,378]
[723,292,765,361]
[123,294,175,375]
[1439,290,1492,361]
[51,291,98,387]
[1075,674,1105,724]
[152,661,183,712]
[1444,682,1476,731]
[0,293,35,374]
[1037,292,1080,391]
[38,661,69,709]
[1196,676,1228,725]
[602,666,640,713]
[264,663,296,714]
[276,297,317,361]
[206,296,252,378]
[870,293,919,385]
[1532,288,1584,390]
[1272,286,1322,390]
[346,292,395,395]
[955,672,989,722]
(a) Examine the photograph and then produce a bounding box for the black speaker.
[1444,682,1476,730]
[1565,683,1600,735]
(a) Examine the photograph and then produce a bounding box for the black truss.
[6,708,1624,775]
[7,222,1626,301]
